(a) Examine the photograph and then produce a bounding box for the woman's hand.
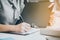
[13,22,31,33]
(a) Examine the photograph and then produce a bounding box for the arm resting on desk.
[0,24,16,32]
[0,22,31,33]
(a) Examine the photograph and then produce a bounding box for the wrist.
[8,25,17,32]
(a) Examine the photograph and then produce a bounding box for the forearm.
[0,24,16,32]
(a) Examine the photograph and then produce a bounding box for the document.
[12,28,40,35]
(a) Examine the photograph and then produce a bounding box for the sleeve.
[20,0,25,14]
[0,0,5,24]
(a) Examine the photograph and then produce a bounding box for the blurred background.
[22,0,50,28]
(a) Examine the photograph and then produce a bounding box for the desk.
[40,28,60,40]
[0,29,46,40]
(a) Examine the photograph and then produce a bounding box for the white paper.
[21,28,39,34]
[13,28,40,35]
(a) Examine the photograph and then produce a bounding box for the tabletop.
[0,28,46,40]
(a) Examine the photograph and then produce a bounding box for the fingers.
[24,26,31,32]
[20,22,31,32]
[20,26,31,33]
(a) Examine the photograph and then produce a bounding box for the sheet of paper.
[12,28,40,35]
[20,28,40,35]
